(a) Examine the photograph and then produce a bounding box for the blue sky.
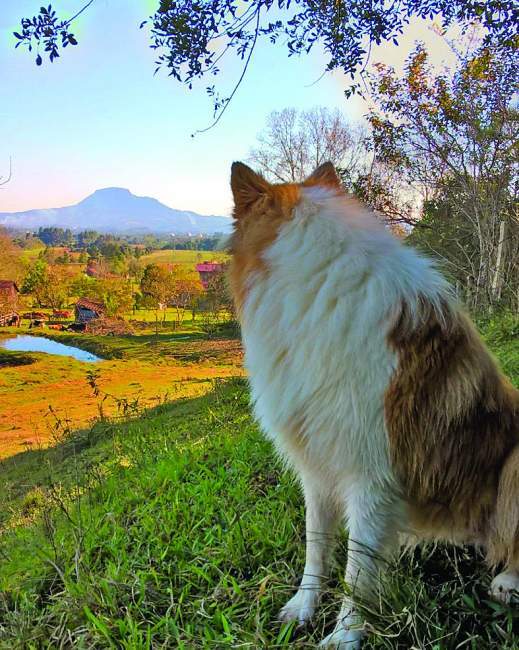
[0,1,450,217]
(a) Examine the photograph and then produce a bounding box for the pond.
[0,335,101,363]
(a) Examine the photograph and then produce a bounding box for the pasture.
[0,324,242,460]
[139,249,228,266]
[0,315,517,648]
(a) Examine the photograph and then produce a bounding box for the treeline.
[33,227,223,253]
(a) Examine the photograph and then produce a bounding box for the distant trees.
[250,107,365,184]
[77,230,100,248]
[37,226,74,246]
[0,229,23,283]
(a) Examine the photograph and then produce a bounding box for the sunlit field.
[139,249,228,266]
[0,322,243,460]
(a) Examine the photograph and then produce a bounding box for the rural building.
[0,280,20,326]
[75,298,106,324]
[196,262,224,289]
[0,281,19,309]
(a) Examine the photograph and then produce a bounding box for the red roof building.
[196,262,224,289]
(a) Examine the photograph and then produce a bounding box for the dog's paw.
[490,571,519,604]
[279,588,319,626]
[318,626,364,649]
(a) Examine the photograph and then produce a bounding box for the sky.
[0,1,455,217]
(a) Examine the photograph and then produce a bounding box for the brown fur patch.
[385,299,519,564]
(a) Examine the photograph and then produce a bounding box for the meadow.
[0,314,517,648]
[0,322,242,459]
[139,250,227,266]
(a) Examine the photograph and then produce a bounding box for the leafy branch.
[14,1,519,128]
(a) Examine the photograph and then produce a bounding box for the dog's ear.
[303,162,342,190]
[231,162,270,216]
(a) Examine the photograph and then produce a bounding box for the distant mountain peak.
[92,187,133,195]
[0,188,231,235]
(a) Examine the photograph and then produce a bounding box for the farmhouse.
[75,298,106,324]
[0,280,20,327]
[196,262,224,289]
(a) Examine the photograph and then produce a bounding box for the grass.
[0,316,517,648]
[0,324,243,459]
[0,349,35,368]
[139,250,228,266]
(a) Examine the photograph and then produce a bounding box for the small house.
[75,298,106,324]
[196,262,224,289]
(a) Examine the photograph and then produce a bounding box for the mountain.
[0,188,232,235]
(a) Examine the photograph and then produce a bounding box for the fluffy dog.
[228,161,519,648]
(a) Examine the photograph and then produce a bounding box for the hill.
[0,188,232,235]
[0,316,518,647]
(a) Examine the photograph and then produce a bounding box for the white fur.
[490,570,519,604]
[239,189,452,644]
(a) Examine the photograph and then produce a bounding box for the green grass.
[0,318,518,648]
[40,327,227,362]
[139,250,228,266]
[0,349,35,368]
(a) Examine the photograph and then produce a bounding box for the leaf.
[36,54,42,66]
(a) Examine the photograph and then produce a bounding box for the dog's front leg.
[319,483,401,649]
[279,478,339,626]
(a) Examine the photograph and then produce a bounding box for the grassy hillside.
[0,316,518,648]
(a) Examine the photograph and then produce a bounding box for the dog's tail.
[490,443,519,567]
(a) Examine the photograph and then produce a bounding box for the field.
[0,315,518,648]
[0,323,242,460]
[139,249,228,266]
[20,245,227,268]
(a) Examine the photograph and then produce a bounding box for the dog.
[228,161,519,648]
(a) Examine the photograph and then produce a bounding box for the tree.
[98,278,134,317]
[140,263,175,322]
[368,41,519,311]
[0,229,23,283]
[37,226,74,246]
[42,267,71,308]
[170,265,203,327]
[21,259,48,305]
[249,107,366,183]
[21,261,71,308]
[127,258,144,282]
[15,2,517,126]
[198,263,235,336]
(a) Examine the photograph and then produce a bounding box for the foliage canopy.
[15,1,519,120]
